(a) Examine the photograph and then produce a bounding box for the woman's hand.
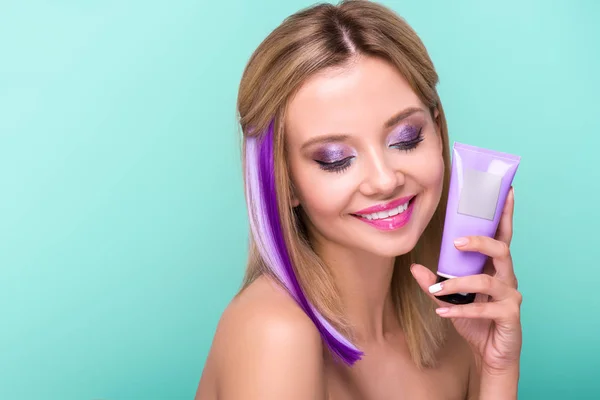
[410,187,522,376]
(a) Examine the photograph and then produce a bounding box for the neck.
[312,239,399,343]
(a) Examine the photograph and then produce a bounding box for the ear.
[291,196,300,208]
[290,183,301,208]
[432,107,444,156]
[433,107,440,132]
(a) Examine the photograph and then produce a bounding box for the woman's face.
[285,55,445,258]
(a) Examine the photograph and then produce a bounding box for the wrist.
[479,364,520,400]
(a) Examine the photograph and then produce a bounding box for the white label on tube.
[457,168,502,220]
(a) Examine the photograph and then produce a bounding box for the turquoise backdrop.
[1,0,598,398]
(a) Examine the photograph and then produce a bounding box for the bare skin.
[197,276,477,400]
[196,55,521,399]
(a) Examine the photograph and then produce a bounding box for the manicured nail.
[428,282,443,294]
[436,307,450,314]
[454,237,469,246]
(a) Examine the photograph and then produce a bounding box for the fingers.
[430,274,522,323]
[454,235,516,288]
[454,235,511,261]
[435,299,521,324]
[496,186,515,245]
[410,263,443,305]
[412,267,523,323]
[428,274,513,302]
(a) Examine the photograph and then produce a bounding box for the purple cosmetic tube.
[435,142,521,305]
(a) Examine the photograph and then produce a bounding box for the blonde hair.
[238,0,451,368]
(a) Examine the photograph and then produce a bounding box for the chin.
[305,196,435,259]
[349,221,432,260]
[362,235,420,258]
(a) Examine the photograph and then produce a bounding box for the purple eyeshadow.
[387,124,421,146]
[313,145,355,163]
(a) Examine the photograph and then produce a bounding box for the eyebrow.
[384,107,424,129]
[301,106,425,150]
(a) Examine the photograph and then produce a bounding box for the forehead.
[285,56,423,141]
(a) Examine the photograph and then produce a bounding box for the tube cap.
[433,275,476,305]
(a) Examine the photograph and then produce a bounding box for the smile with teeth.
[352,195,415,231]
[357,201,410,220]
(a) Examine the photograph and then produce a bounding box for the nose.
[359,151,404,197]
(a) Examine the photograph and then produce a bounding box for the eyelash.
[389,128,424,152]
[316,157,354,173]
[316,128,424,173]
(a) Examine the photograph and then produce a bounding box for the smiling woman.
[286,63,445,260]
[195,1,522,399]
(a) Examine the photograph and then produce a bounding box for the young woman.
[196,1,522,398]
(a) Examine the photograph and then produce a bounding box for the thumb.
[410,263,443,305]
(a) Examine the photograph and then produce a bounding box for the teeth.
[358,201,410,221]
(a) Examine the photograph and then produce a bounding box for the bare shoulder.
[205,275,326,400]
[443,327,480,399]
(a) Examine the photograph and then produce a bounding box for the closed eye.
[389,129,424,151]
[315,156,354,173]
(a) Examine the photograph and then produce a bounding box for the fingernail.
[511,187,515,200]
[454,237,469,246]
[428,282,443,293]
[436,307,450,314]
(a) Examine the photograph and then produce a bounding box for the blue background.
[1,1,598,398]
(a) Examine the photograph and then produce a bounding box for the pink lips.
[354,195,414,214]
[353,195,416,232]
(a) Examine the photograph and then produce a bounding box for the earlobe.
[290,181,301,207]
[290,186,301,207]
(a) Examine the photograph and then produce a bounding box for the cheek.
[425,156,445,189]
[409,147,445,191]
[289,159,354,219]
